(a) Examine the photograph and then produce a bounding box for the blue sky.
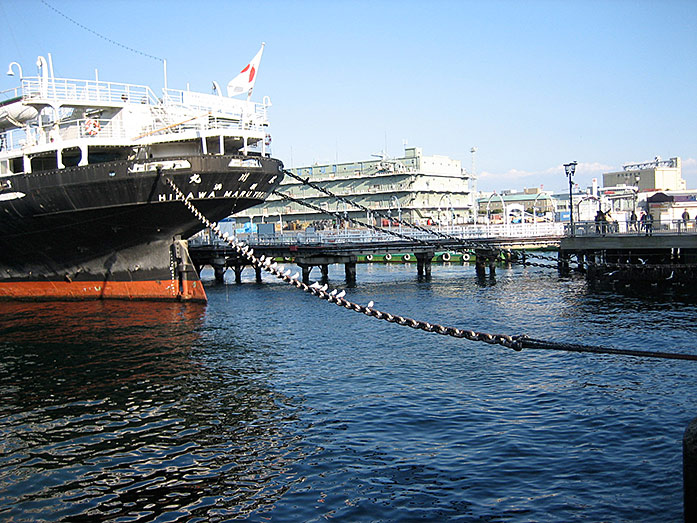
[1,0,695,192]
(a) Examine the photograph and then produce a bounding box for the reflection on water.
[0,265,696,521]
[0,301,304,521]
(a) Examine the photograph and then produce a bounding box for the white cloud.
[476,161,617,193]
[682,157,697,172]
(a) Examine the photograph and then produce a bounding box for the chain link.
[165,177,697,362]
[272,191,436,246]
[282,169,532,258]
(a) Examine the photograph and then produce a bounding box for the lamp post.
[564,161,577,236]
[6,61,23,78]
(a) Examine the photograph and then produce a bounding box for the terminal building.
[603,157,685,192]
[474,156,693,226]
[600,156,693,223]
[235,146,477,228]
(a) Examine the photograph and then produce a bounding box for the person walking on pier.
[629,210,638,232]
[594,209,605,235]
[641,211,653,236]
[682,209,690,230]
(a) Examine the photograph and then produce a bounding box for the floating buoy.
[365,254,373,261]
[462,253,471,262]
[403,253,411,261]
[384,253,392,261]
[441,252,451,262]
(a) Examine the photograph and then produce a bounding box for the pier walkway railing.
[191,221,565,249]
[570,219,697,237]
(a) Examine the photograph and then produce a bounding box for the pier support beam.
[255,265,262,283]
[344,261,356,284]
[212,257,227,283]
[295,255,356,284]
[415,252,434,279]
[299,264,313,284]
[233,264,244,284]
[474,249,498,277]
[557,251,571,275]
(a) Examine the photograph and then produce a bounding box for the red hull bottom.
[0,279,207,302]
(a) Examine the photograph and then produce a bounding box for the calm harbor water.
[1,263,696,522]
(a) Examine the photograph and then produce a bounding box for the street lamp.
[6,61,23,78]
[564,161,577,236]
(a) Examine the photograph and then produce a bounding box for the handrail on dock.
[570,219,697,237]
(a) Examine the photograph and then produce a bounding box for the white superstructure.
[237,146,476,227]
[1,54,272,176]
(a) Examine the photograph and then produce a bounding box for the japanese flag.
[227,43,265,98]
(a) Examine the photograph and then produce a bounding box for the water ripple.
[0,266,695,521]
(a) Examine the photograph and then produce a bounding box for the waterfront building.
[599,157,688,222]
[603,156,685,192]
[647,190,697,224]
[235,146,476,228]
[475,187,561,223]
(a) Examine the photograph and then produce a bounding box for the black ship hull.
[0,154,283,301]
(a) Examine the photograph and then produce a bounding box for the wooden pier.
[188,226,561,284]
[559,229,697,286]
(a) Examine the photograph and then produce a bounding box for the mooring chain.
[521,260,560,270]
[272,191,436,246]
[281,170,568,271]
[165,178,697,362]
[166,178,523,350]
[276,190,563,271]
[282,169,495,253]
[520,251,559,262]
[583,260,697,270]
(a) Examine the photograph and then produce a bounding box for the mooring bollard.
[684,416,697,521]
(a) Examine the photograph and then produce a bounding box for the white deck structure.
[1,58,272,176]
[236,146,476,228]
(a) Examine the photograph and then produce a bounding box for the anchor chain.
[521,260,561,270]
[282,169,511,256]
[272,191,436,246]
[167,178,521,350]
[276,183,560,271]
[280,170,564,270]
[166,178,697,362]
[584,260,697,270]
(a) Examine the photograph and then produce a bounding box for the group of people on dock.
[595,208,693,236]
[594,209,617,235]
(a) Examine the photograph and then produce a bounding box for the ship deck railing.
[6,77,160,107]
[0,115,268,154]
[163,88,269,125]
